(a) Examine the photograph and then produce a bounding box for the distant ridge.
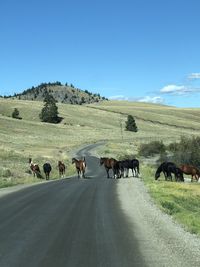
[4,82,108,105]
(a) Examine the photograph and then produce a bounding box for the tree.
[12,108,22,119]
[125,115,138,132]
[39,92,61,123]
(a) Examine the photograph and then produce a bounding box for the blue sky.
[1,0,200,107]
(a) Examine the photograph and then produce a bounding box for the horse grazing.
[29,158,42,178]
[179,164,200,182]
[72,157,86,178]
[43,162,52,180]
[100,157,120,179]
[155,162,184,182]
[119,159,140,178]
[58,161,66,178]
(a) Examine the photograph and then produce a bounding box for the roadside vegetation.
[142,165,200,235]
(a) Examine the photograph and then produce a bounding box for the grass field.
[0,98,200,235]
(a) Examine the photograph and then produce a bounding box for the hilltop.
[3,82,108,105]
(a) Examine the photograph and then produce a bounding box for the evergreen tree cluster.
[39,92,62,123]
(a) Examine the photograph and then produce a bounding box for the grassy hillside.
[1,98,200,183]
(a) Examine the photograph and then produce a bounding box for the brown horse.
[100,157,120,178]
[29,158,42,178]
[72,157,86,178]
[179,164,200,182]
[58,161,66,178]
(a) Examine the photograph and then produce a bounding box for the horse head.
[72,158,76,164]
[155,171,160,180]
[100,157,106,165]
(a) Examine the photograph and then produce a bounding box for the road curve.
[0,143,199,267]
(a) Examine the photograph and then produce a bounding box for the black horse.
[43,162,52,180]
[155,162,184,182]
[119,159,140,178]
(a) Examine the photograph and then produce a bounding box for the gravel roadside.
[117,178,200,267]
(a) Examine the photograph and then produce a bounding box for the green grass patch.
[142,165,200,235]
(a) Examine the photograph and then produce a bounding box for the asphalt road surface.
[0,143,199,267]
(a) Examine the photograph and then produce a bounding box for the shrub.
[12,108,22,119]
[168,136,200,166]
[138,141,166,157]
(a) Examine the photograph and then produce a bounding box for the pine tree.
[125,115,138,132]
[39,92,61,123]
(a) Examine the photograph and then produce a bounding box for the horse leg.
[82,170,85,178]
[112,168,115,179]
[106,168,110,178]
[125,168,128,178]
[121,168,124,178]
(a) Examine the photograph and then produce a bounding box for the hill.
[3,82,108,105]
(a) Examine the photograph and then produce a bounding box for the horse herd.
[29,158,66,180]
[155,161,200,182]
[99,157,140,179]
[29,157,200,183]
[29,157,86,180]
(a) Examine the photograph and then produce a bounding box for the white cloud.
[188,73,200,80]
[108,94,164,104]
[108,95,129,100]
[160,84,187,94]
[160,84,200,95]
[137,96,164,104]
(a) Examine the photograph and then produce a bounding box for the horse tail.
[83,161,86,169]
[83,157,86,167]
[137,162,140,174]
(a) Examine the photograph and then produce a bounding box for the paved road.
[0,144,145,267]
[0,143,199,267]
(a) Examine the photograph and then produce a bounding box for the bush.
[168,136,200,166]
[138,141,166,157]
[12,108,22,119]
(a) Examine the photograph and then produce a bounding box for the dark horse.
[72,157,86,178]
[179,164,200,182]
[155,162,184,182]
[100,157,120,178]
[43,162,52,180]
[119,159,140,178]
[29,158,42,178]
[58,161,66,178]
